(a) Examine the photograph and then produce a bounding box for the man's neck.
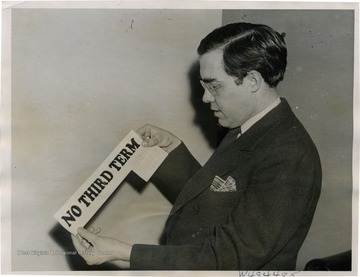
[253,87,279,115]
[241,89,280,134]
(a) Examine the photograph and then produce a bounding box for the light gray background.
[9,8,354,272]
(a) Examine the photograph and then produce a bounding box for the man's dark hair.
[197,22,287,88]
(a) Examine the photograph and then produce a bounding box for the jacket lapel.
[169,145,252,216]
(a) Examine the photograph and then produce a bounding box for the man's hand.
[71,227,132,266]
[136,124,181,153]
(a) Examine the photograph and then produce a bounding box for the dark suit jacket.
[130,98,322,270]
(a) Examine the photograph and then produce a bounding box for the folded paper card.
[54,130,168,235]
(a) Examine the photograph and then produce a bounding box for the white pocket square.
[210,175,237,192]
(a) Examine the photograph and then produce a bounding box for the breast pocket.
[199,182,239,223]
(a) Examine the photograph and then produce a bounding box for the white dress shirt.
[239,97,281,138]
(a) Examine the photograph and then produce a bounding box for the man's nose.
[202,89,215,103]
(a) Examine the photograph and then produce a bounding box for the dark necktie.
[217,127,241,149]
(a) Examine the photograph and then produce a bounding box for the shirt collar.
[240,97,281,135]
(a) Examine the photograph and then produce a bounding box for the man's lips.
[212,110,222,117]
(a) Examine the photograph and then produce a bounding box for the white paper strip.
[54,130,168,235]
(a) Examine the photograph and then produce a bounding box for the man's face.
[199,49,257,129]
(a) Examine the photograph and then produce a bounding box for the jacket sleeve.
[130,144,321,270]
[150,142,201,204]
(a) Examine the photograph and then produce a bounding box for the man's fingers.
[88,226,101,234]
[76,233,91,248]
[77,227,97,246]
[136,125,153,139]
[136,125,178,152]
[143,128,151,140]
[137,126,155,147]
[144,136,160,147]
[72,234,86,251]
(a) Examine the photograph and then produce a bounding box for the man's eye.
[212,84,223,90]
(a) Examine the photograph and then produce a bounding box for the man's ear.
[246,70,263,92]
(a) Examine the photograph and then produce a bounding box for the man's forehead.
[199,49,225,81]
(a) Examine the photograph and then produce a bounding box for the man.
[72,22,322,270]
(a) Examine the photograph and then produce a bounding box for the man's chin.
[217,119,229,128]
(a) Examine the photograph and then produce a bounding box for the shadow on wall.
[49,62,222,271]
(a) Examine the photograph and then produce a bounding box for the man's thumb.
[77,227,96,243]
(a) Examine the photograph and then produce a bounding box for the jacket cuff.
[130,244,164,270]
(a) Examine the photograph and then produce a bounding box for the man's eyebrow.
[199,77,217,83]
